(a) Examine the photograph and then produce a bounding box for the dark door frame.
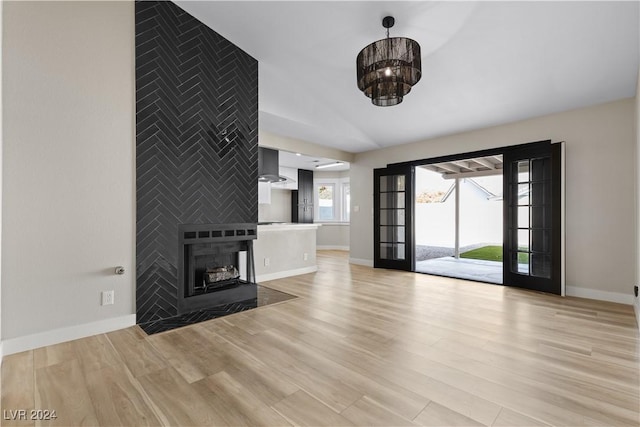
[374,164,415,271]
[379,140,564,295]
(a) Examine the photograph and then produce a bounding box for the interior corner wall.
[0,0,4,360]
[2,1,135,343]
[635,69,640,325]
[351,98,636,302]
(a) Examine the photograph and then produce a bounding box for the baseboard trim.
[565,286,634,305]
[317,245,349,251]
[0,342,4,366]
[2,314,136,356]
[634,296,640,330]
[257,266,318,283]
[349,258,374,267]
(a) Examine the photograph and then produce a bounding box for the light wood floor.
[2,250,639,426]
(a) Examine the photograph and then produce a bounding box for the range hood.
[258,147,286,183]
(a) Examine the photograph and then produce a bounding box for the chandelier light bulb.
[384,67,392,76]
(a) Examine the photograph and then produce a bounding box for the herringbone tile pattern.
[135,1,258,324]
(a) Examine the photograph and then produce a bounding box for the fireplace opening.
[178,223,257,314]
[186,242,244,297]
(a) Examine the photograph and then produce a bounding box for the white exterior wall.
[416,180,502,248]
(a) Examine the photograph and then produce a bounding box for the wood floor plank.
[136,367,220,426]
[401,333,637,425]
[84,364,163,426]
[192,370,292,426]
[105,326,167,378]
[414,401,484,426]
[196,326,300,406]
[341,396,419,426]
[212,321,364,413]
[273,389,355,426]
[147,326,228,383]
[1,250,638,426]
[492,407,551,426]
[33,341,76,369]
[34,359,99,426]
[255,325,431,420]
[71,334,122,377]
[1,351,35,427]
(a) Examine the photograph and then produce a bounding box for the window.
[318,184,335,220]
[315,178,349,222]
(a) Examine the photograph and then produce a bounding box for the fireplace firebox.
[178,223,257,314]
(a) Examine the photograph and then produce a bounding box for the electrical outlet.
[303,252,309,261]
[101,290,114,306]
[264,257,270,267]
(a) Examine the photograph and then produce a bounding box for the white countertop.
[257,223,321,231]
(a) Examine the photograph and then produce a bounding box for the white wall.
[317,224,350,250]
[258,189,292,222]
[0,0,4,361]
[415,181,503,248]
[635,69,640,326]
[351,99,636,303]
[254,226,318,281]
[2,2,135,349]
[260,131,354,163]
[314,170,350,180]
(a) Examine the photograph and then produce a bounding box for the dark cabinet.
[291,169,314,223]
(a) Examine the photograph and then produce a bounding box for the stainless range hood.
[258,147,286,183]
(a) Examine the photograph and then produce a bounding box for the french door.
[374,141,563,295]
[374,165,414,271]
[503,141,563,294]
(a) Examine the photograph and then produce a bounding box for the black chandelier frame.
[356,16,422,107]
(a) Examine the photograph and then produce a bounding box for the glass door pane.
[374,166,414,271]
[503,141,560,294]
[379,175,406,260]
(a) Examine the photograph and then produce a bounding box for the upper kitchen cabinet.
[298,169,314,205]
[291,169,314,223]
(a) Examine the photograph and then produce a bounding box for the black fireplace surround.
[135,1,259,324]
[178,223,257,314]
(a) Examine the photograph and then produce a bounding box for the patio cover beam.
[441,168,503,180]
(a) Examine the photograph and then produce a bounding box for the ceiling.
[278,150,350,172]
[178,1,639,153]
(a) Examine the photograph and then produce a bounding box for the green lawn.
[460,245,529,263]
[460,245,503,261]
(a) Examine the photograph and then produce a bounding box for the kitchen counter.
[253,223,320,282]
[258,222,321,231]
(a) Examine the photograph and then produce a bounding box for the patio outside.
[414,165,504,284]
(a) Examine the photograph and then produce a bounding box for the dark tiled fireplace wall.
[135,1,258,324]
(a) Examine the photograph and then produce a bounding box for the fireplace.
[178,223,257,314]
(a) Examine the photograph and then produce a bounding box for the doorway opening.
[414,155,504,284]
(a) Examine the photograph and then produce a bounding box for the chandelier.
[356,16,422,107]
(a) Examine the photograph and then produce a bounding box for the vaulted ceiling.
[178,1,639,153]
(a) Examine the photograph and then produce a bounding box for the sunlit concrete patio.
[416,256,503,284]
